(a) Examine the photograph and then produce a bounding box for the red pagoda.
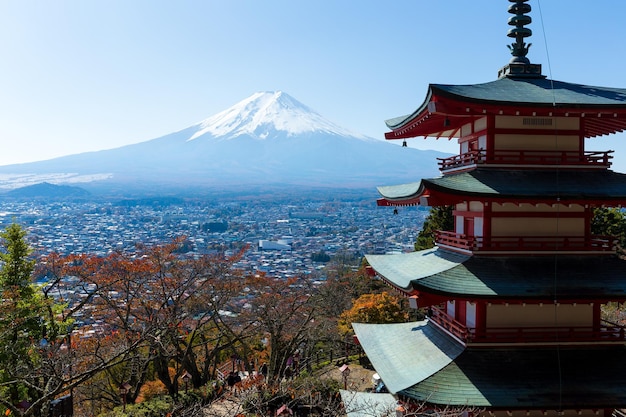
[353,1,626,415]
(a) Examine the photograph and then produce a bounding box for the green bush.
[100,396,173,417]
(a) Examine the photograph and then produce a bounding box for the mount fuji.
[0,91,449,195]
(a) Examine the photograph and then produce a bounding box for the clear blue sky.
[2,1,626,170]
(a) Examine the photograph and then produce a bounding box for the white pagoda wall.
[466,302,477,328]
[455,201,484,236]
[460,117,487,154]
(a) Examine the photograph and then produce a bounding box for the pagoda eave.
[398,346,626,409]
[367,251,626,301]
[385,82,626,140]
[377,170,626,207]
[377,195,626,208]
[377,188,464,207]
[409,282,626,305]
[377,188,626,208]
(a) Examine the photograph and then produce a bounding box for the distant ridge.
[0,91,449,195]
[6,182,90,199]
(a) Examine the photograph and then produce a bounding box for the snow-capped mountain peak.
[189,91,368,141]
[0,90,447,193]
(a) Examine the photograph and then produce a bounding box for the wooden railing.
[429,308,470,342]
[429,308,626,344]
[468,322,626,344]
[438,150,613,171]
[437,150,484,170]
[435,230,475,251]
[480,235,616,252]
[435,230,617,253]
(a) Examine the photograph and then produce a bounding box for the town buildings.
[0,195,425,281]
[355,1,626,415]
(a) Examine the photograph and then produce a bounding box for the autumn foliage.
[0,223,402,416]
[338,291,409,335]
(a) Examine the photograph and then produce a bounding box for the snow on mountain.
[0,91,450,194]
[188,91,372,141]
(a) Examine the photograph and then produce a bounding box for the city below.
[0,192,427,281]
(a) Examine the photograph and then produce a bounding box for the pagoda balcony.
[438,149,613,171]
[435,230,617,254]
[430,307,626,346]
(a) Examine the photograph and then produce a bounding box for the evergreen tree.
[0,222,35,296]
[414,206,454,250]
[0,224,76,417]
[591,207,626,250]
[0,223,44,412]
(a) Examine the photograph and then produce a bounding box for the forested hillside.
[0,224,399,417]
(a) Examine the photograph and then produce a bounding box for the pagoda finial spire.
[497,0,544,78]
[507,0,532,64]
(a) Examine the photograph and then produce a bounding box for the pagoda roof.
[365,248,470,291]
[354,320,626,409]
[366,249,626,300]
[400,345,626,409]
[351,321,464,394]
[385,77,626,139]
[377,169,626,206]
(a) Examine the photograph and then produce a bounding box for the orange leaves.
[136,379,167,402]
[338,291,409,335]
[38,238,252,398]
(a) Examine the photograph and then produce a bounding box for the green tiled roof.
[416,255,626,299]
[365,249,470,291]
[367,249,626,299]
[386,77,626,129]
[377,182,425,200]
[434,77,626,107]
[378,169,626,202]
[352,321,464,394]
[401,346,626,408]
[356,323,626,409]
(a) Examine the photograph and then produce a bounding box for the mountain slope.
[6,182,90,199]
[0,91,449,194]
[189,91,369,140]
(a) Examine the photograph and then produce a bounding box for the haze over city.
[3,1,626,171]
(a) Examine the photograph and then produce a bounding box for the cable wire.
[537,0,563,411]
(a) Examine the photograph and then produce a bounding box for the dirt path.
[203,396,245,417]
[323,363,376,391]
